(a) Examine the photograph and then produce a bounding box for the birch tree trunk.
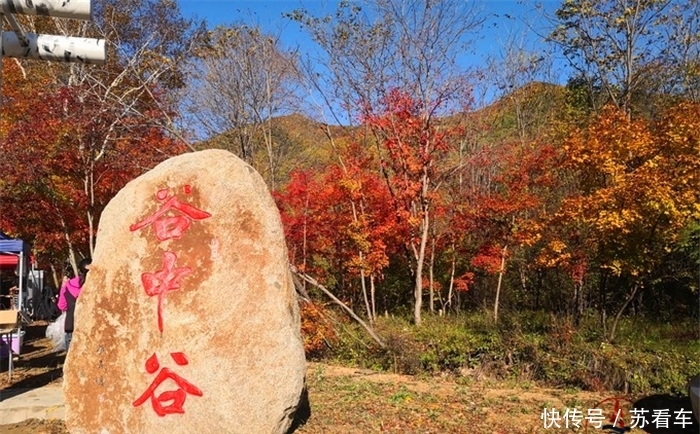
[413,187,431,326]
[494,245,508,324]
[429,236,436,314]
[445,251,456,313]
[370,275,377,321]
[361,270,373,323]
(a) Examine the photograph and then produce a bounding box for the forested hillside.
[0,0,698,355]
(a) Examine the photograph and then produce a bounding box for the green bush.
[322,310,700,395]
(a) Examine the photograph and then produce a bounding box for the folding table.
[0,309,19,380]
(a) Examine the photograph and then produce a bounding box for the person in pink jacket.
[58,257,91,352]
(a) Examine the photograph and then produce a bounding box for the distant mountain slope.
[460,82,568,140]
[197,81,568,187]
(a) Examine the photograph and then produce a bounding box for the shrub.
[317,310,700,395]
[300,302,338,358]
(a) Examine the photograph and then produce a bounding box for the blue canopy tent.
[0,231,29,313]
[0,231,30,362]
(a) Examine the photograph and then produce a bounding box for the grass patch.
[319,311,700,395]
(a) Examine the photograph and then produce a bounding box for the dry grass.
[1,325,694,434]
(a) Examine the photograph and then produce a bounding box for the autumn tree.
[56,0,201,263]
[547,0,696,115]
[291,0,484,326]
[362,90,460,325]
[276,144,400,321]
[0,0,198,275]
[0,58,187,259]
[181,24,301,190]
[544,102,700,340]
[460,139,556,323]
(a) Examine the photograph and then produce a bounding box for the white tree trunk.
[494,245,508,324]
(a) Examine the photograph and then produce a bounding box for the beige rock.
[63,149,307,434]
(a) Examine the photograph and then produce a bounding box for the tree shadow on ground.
[0,352,64,392]
[0,367,63,403]
[0,323,64,393]
[12,350,64,371]
[633,394,697,433]
[24,323,48,341]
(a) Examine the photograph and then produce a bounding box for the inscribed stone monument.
[63,149,307,433]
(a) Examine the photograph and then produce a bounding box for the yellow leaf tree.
[544,102,700,340]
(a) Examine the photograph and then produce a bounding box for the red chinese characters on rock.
[130,186,212,242]
[133,352,203,417]
[142,251,193,333]
[130,185,211,417]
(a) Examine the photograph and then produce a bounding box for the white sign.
[2,32,105,64]
[0,0,92,20]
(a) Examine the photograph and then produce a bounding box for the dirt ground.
[1,324,697,433]
[0,322,64,391]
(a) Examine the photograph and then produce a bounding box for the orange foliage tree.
[542,103,700,339]
[363,89,461,325]
[275,144,400,319]
[457,138,556,323]
[0,61,186,277]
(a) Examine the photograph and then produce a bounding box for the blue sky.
[178,0,317,42]
[176,0,562,73]
[176,0,565,121]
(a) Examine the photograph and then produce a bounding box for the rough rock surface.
[63,149,306,434]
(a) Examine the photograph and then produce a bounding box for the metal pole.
[15,251,22,365]
[17,251,22,312]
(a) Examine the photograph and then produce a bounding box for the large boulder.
[63,149,306,434]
